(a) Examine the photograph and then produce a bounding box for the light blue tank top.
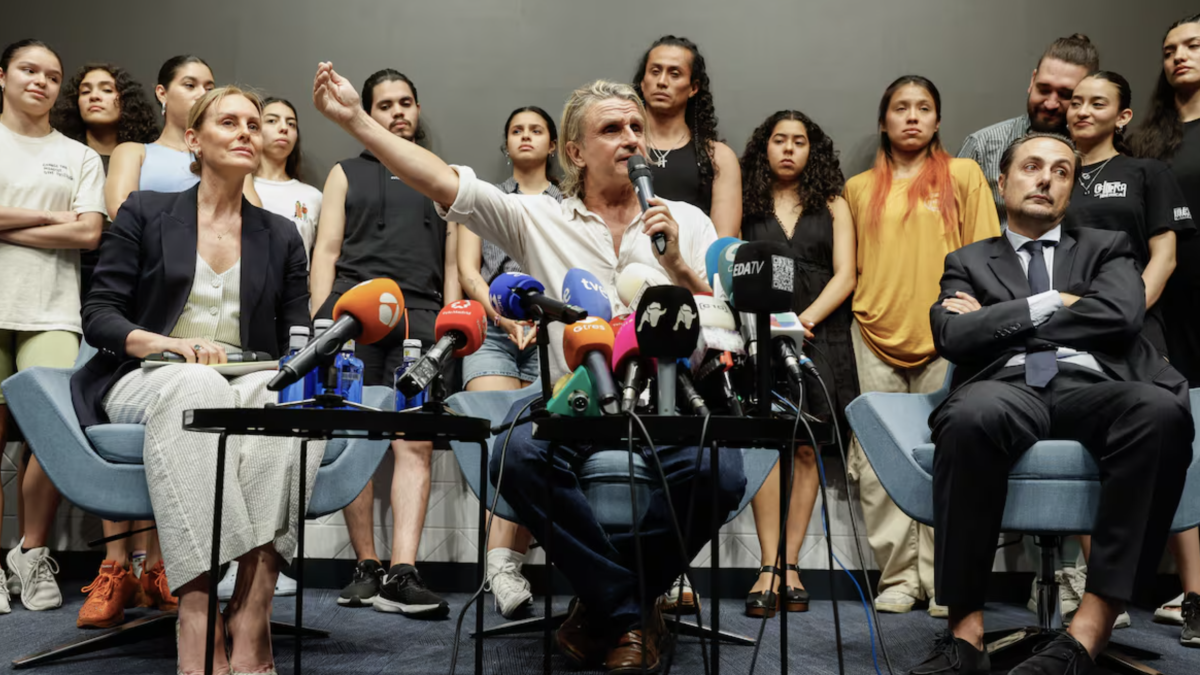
[138,143,200,193]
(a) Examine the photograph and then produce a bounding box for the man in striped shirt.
[958,34,1099,228]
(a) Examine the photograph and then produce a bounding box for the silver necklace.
[1078,156,1115,195]
[647,128,689,168]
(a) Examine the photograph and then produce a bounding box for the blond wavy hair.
[186,85,263,175]
[558,80,646,199]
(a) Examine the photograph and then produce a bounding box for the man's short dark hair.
[1038,33,1100,72]
[999,132,1083,182]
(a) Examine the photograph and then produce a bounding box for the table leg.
[779,443,789,675]
[296,439,307,675]
[476,441,487,675]
[205,432,228,675]
[543,443,555,675]
[711,442,721,675]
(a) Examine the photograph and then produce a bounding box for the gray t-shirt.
[479,177,563,284]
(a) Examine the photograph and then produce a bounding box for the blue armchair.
[0,342,394,668]
[845,365,1200,673]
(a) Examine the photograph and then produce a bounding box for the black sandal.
[745,565,781,618]
[783,564,810,612]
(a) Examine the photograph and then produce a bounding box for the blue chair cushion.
[86,423,348,466]
[912,440,1100,480]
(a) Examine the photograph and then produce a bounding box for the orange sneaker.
[77,560,142,628]
[140,560,179,612]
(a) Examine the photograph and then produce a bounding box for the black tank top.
[647,140,711,215]
[336,151,446,311]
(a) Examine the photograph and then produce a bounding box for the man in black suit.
[907,132,1194,675]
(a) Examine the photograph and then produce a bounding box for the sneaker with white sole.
[1181,592,1200,647]
[217,561,239,601]
[663,574,698,614]
[5,564,19,597]
[6,545,62,611]
[874,589,916,614]
[485,548,532,619]
[1155,592,1186,626]
[373,564,449,618]
[1060,565,1130,629]
[275,571,297,597]
[0,568,10,614]
[927,597,948,618]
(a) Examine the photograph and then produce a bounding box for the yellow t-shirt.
[845,157,1000,368]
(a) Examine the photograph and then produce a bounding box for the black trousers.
[930,364,1193,611]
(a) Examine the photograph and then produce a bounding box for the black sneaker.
[907,630,990,674]
[1010,631,1094,674]
[373,564,450,618]
[337,559,384,607]
[1182,591,1200,647]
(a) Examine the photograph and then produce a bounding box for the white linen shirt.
[437,165,717,382]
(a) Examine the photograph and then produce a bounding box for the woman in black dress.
[739,110,858,617]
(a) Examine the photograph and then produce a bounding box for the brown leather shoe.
[604,604,667,674]
[556,597,608,667]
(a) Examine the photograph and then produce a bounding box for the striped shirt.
[168,254,242,351]
[957,114,1031,229]
[479,177,563,284]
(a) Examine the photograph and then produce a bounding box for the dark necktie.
[1021,239,1057,387]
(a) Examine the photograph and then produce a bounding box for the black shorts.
[316,291,437,387]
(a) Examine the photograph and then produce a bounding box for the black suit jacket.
[929,227,1188,404]
[71,186,311,427]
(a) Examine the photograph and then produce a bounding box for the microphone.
[396,300,488,397]
[716,240,746,306]
[547,366,600,417]
[676,358,710,416]
[705,237,742,290]
[561,268,613,322]
[563,316,620,416]
[770,311,817,387]
[635,285,700,416]
[612,320,649,413]
[689,294,744,416]
[489,272,587,324]
[268,279,404,391]
[616,262,671,313]
[627,155,667,256]
[729,241,796,314]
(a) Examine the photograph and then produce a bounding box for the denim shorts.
[462,323,540,385]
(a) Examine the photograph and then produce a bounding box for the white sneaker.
[0,567,10,614]
[6,544,62,611]
[217,561,238,601]
[5,564,19,597]
[663,574,698,614]
[485,548,532,619]
[875,589,916,614]
[927,598,948,618]
[1155,592,1186,626]
[1027,569,1082,618]
[275,571,297,597]
[1060,565,1131,629]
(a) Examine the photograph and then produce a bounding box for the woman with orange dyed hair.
[842,75,1000,616]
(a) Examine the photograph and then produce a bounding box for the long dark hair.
[157,54,211,90]
[51,63,159,145]
[261,96,306,182]
[741,110,844,219]
[1079,71,1134,155]
[1130,13,1200,161]
[632,35,721,200]
[502,105,559,185]
[0,39,62,114]
[361,69,425,143]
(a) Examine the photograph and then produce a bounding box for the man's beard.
[1027,101,1067,134]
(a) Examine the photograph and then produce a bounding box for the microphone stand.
[755,310,790,668]
[534,308,554,416]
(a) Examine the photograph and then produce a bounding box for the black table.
[530,414,832,675]
[183,407,492,675]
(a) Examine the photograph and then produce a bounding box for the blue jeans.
[490,424,747,635]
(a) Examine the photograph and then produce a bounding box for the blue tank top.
[138,143,200,193]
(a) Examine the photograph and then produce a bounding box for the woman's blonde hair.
[558,80,646,199]
[186,85,263,175]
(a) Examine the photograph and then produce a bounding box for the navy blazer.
[72,186,310,427]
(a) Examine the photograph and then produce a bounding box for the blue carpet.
[2,590,1198,674]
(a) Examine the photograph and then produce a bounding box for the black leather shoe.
[1009,631,1095,674]
[906,630,990,675]
[745,565,780,618]
[783,564,810,612]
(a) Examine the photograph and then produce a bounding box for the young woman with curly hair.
[633,35,742,238]
[843,75,999,616]
[738,110,857,617]
[51,63,159,172]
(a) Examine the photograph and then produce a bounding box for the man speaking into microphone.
[314,66,743,671]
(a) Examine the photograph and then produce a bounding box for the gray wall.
[5,0,1196,187]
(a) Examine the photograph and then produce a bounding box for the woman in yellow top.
[843,75,1000,616]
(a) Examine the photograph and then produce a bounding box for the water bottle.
[313,319,334,399]
[394,339,426,410]
[278,326,311,404]
[338,339,364,406]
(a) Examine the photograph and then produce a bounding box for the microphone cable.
[448,395,541,675]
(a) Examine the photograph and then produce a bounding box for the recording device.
[616,262,670,313]
[626,155,667,256]
[145,351,273,363]
[396,300,488,397]
[561,268,613,323]
[716,240,746,306]
[689,294,745,415]
[770,311,817,399]
[268,278,404,391]
[705,236,742,289]
[562,316,620,416]
[635,285,700,416]
[612,320,649,413]
[489,272,587,324]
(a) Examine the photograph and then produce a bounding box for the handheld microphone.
[627,155,667,256]
[612,320,648,413]
[489,272,587,324]
[563,316,620,416]
[705,237,742,290]
[561,268,613,323]
[676,358,710,416]
[268,279,404,391]
[616,262,671,313]
[635,286,700,416]
[396,300,488,397]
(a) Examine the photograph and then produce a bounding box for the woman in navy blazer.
[72,86,311,675]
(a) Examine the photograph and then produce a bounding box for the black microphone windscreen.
[634,285,700,359]
[627,155,653,182]
[729,241,795,313]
